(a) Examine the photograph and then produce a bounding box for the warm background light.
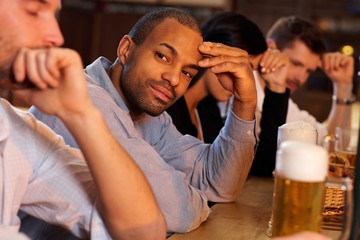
[341,45,354,56]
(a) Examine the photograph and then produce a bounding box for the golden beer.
[335,150,357,167]
[334,127,359,167]
[271,176,325,237]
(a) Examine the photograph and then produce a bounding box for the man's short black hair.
[129,7,201,46]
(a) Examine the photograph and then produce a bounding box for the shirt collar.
[0,99,11,142]
[84,57,129,113]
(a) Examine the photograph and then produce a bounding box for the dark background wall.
[61,0,360,64]
[59,1,223,65]
[13,0,360,120]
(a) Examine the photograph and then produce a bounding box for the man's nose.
[43,19,65,47]
[162,69,180,87]
[298,69,310,86]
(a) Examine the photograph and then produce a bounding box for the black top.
[166,96,198,138]
[166,95,224,144]
[249,87,290,177]
[197,96,225,143]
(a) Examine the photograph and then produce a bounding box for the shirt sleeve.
[157,109,257,203]
[3,108,111,239]
[29,106,79,148]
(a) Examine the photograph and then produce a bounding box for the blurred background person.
[266,16,355,142]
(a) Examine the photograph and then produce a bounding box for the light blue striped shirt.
[0,99,110,239]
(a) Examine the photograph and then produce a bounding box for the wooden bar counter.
[169,176,341,240]
[169,176,274,240]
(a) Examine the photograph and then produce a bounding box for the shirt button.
[246,130,252,136]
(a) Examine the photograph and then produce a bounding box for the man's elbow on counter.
[106,212,167,240]
[166,204,211,233]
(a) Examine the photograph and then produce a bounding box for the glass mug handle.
[322,134,336,152]
[324,177,353,240]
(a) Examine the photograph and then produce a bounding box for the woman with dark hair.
[167,11,290,177]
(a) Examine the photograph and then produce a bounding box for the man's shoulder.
[0,100,65,147]
[1,100,39,127]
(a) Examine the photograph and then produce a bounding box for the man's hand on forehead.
[197,42,251,70]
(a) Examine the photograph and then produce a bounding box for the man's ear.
[117,35,134,65]
[266,38,277,50]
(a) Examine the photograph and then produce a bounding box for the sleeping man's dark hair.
[267,16,326,55]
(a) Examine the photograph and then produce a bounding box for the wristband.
[332,94,356,105]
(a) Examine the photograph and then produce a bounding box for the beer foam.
[276,141,328,182]
[278,121,318,145]
[279,121,316,131]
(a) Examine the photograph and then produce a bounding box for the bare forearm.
[322,51,354,135]
[326,83,353,135]
[59,106,166,239]
[232,99,256,121]
[326,101,352,135]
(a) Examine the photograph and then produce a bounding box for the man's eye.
[157,52,168,61]
[182,70,193,79]
[27,10,39,16]
[290,60,302,67]
[307,69,314,74]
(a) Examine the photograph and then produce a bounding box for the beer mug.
[322,127,358,179]
[271,141,353,239]
[267,121,318,237]
[277,120,318,146]
[334,127,358,167]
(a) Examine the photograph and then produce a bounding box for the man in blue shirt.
[31,7,258,234]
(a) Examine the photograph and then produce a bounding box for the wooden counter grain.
[169,176,341,240]
[169,176,274,240]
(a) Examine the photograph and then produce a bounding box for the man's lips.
[286,81,299,92]
[151,84,175,104]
